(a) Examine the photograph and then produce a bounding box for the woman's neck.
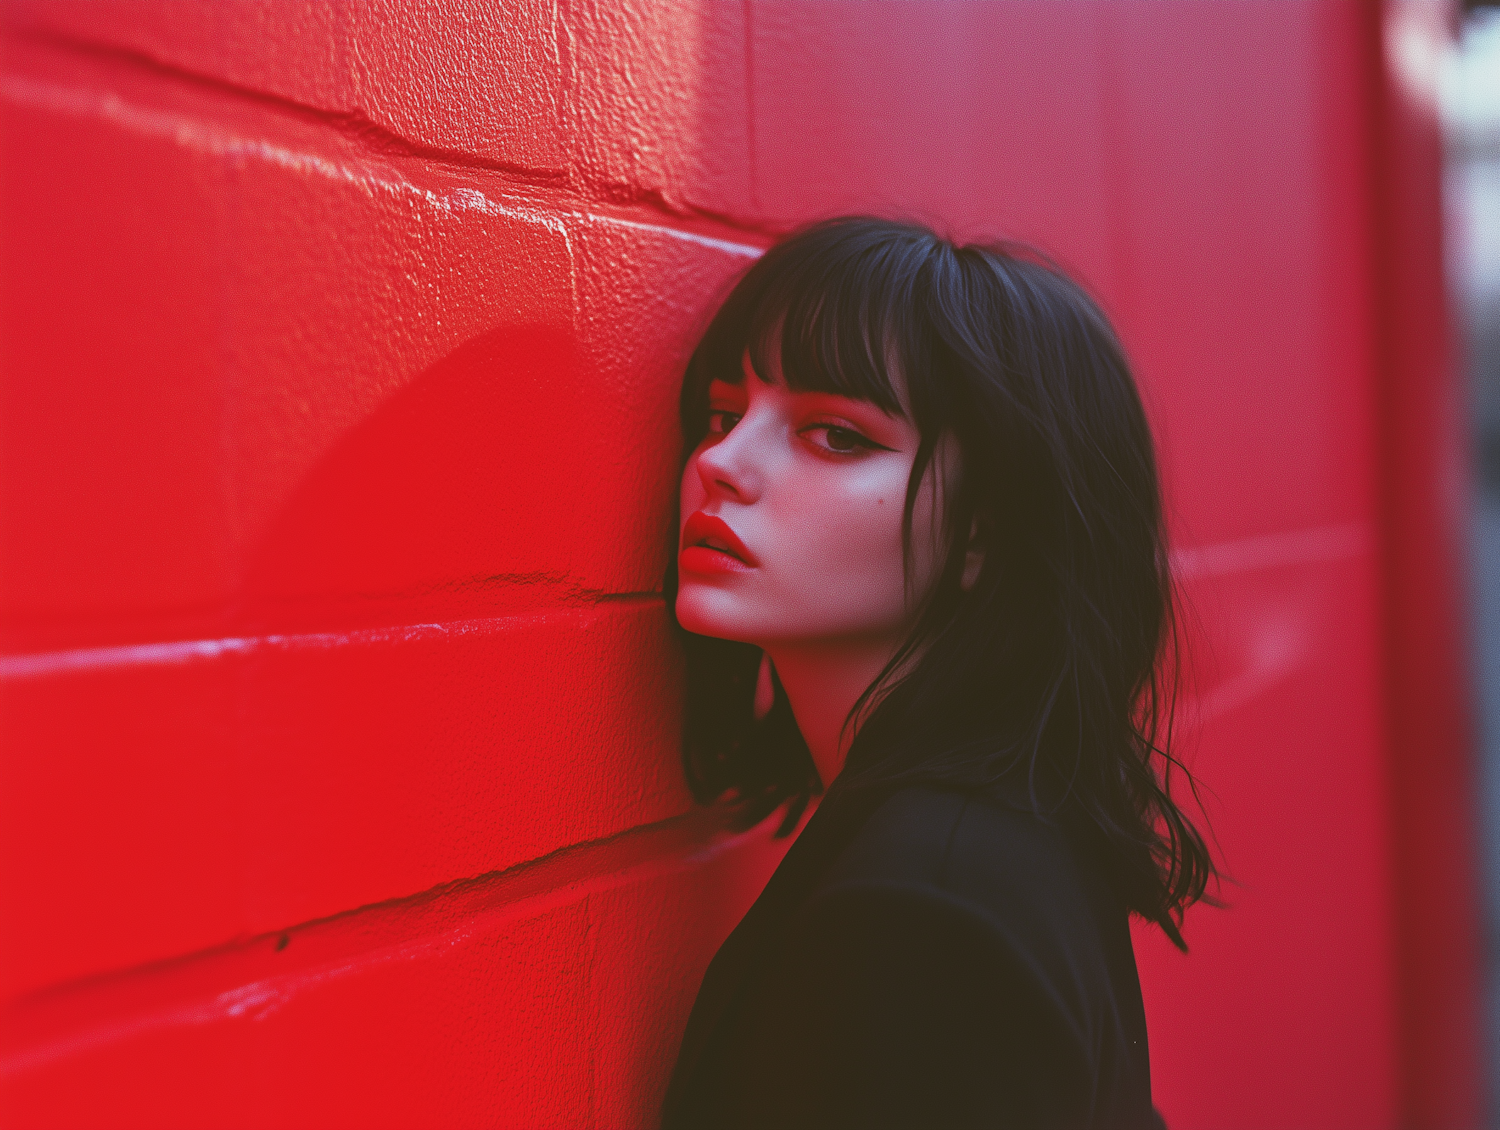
[762,638,904,792]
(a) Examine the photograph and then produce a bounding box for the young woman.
[658,217,1214,1130]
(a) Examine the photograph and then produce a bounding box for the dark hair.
[663,216,1216,950]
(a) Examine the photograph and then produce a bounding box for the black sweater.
[660,781,1166,1130]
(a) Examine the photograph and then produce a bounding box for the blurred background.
[1452,0,1500,1117]
[2,1,1496,1128]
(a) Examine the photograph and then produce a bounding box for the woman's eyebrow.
[794,390,904,420]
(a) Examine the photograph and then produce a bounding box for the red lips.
[680,512,758,573]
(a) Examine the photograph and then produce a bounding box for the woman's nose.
[694,416,765,503]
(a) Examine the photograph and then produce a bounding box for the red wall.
[0,2,1478,1127]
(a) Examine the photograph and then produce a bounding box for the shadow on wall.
[1447,4,1500,1118]
[241,323,604,624]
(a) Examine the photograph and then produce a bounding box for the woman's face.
[676,349,956,652]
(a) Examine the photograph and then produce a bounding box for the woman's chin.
[675,589,757,643]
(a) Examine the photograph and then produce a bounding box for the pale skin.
[676,349,982,791]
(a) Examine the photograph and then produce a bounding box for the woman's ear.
[961,515,985,592]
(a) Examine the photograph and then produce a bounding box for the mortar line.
[3,21,775,243]
[0,802,772,1077]
[0,594,666,678]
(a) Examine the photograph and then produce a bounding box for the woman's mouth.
[681,512,757,574]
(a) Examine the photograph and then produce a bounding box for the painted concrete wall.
[0,2,1477,1127]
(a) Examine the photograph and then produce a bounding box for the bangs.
[682,219,947,435]
[745,246,909,414]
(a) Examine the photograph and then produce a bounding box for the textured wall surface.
[0,2,1476,1128]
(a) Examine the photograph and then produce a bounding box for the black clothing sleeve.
[732,881,1097,1130]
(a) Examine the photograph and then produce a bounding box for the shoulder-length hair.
[663,216,1216,950]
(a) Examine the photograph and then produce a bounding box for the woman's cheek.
[799,477,911,627]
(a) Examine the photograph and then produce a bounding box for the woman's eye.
[808,425,870,453]
[707,410,740,435]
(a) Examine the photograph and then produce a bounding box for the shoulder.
[728,784,1155,1129]
[814,782,1120,933]
[738,786,1118,1127]
[800,783,1138,1039]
